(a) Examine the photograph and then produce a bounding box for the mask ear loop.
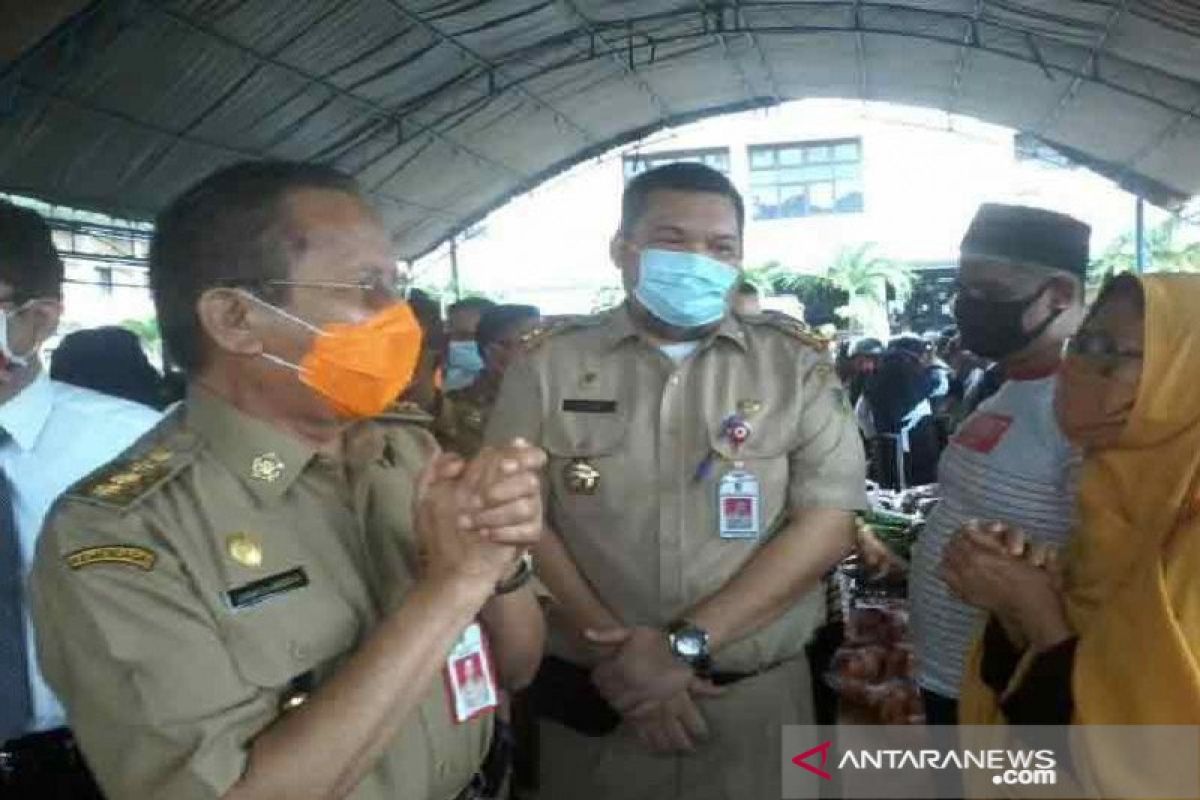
[237,289,325,336]
[236,290,320,374]
[1022,281,1066,344]
[260,352,304,373]
[0,301,35,369]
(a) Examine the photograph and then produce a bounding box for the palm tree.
[742,260,797,293]
[825,243,913,305]
[589,286,624,313]
[1090,217,1200,291]
[823,243,913,336]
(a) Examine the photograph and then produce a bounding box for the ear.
[196,288,265,358]
[611,234,639,293]
[609,233,629,271]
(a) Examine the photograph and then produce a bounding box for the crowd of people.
[0,158,1197,800]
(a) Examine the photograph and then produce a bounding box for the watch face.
[674,631,705,659]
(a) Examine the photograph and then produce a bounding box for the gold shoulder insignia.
[518,314,601,353]
[65,545,157,571]
[377,400,435,426]
[751,311,829,352]
[68,440,191,511]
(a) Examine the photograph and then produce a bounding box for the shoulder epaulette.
[377,400,435,426]
[66,420,194,512]
[747,310,830,352]
[518,313,605,353]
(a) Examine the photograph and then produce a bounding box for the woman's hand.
[939,524,1073,651]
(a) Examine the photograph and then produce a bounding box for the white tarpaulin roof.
[3,1,1200,259]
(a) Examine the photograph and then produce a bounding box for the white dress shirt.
[0,370,160,734]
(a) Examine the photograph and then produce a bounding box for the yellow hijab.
[960,273,1200,794]
[963,273,1200,720]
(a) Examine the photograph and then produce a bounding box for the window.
[623,148,731,179]
[1014,133,1075,169]
[748,138,863,220]
[95,266,114,296]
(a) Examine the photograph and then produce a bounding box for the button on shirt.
[0,371,159,733]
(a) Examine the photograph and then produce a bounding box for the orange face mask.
[249,294,424,419]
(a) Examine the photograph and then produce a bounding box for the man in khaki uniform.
[30,161,547,800]
[438,304,540,458]
[485,163,866,800]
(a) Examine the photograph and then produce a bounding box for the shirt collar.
[186,386,318,501]
[601,304,748,353]
[0,370,54,452]
[1005,360,1061,382]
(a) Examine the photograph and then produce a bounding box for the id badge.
[718,468,761,539]
[445,622,499,723]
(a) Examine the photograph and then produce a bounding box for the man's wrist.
[1008,592,1071,651]
[420,567,499,607]
[1024,610,1073,652]
[665,620,712,675]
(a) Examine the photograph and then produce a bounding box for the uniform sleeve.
[31,508,278,800]
[788,356,869,511]
[483,355,544,447]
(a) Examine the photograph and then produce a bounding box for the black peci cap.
[961,203,1091,278]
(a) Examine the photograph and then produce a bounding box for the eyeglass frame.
[1064,329,1144,377]
[215,275,412,305]
[0,293,55,312]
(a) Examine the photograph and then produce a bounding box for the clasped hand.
[585,626,725,756]
[939,520,1072,651]
[416,438,547,588]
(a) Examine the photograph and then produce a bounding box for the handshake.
[939,520,1072,651]
[415,437,548,592]
[942,520,1064,584]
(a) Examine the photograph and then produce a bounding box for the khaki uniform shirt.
[485,307,866,673]
[436,376,502,458]
[30,389,490,800]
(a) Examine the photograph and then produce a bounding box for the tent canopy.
[3,1,1200,259]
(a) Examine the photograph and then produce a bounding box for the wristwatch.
[494,552,534,595]
[666,619,712,675]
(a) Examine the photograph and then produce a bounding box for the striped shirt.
[910,374,1080,699]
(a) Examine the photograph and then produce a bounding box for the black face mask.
[954,282,1062,361]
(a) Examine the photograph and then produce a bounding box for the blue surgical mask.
[445,340,485,390]
[633,248,738,329]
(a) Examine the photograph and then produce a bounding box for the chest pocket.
[541,396,628,515]
[216,570,362,689]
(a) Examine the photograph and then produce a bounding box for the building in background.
[4,99,1193,342]
[1,194,157,362]
[414,99,1184,328]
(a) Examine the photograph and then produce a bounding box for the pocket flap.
[219,580,359,688]
[542,410,627,457]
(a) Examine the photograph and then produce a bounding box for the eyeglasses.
[1064,330,1143,376]
[219,274,410,306]
[0,295,38,312]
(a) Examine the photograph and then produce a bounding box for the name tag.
[718,468,761,539]
[446,622,499,723]
[561,399,617,414]
[226,568,309,610]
